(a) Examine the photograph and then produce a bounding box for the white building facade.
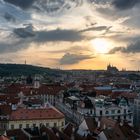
[134,96,140,128]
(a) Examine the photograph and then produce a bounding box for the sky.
[0,0,140,70]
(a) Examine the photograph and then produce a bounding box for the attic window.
[108,134,112,138]
[116,133,120,137]
[127,131,131,136]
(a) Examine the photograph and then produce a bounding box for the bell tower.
[34,75,40,88]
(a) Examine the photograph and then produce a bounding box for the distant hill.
[0,64,62,76]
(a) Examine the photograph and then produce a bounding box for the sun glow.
[91,38,112,54]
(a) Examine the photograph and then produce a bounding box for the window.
[111,110,115,114]
[105,111,109,114]
[2,123,7,129]
[117,110,121,113]
[46,123,49,127]
[62,122,64,126]
[40,123,43,127]
[124,109,126,114]
[124,115,126,120]
[33,124,36,127]
[11,124,14,129]
[19,124,22,129]
[26,124,29,128]
[90,110,92,114]
[118,116,120,120]
[116,133,120,137]
[100,111,102,116]
[54,123,57,127]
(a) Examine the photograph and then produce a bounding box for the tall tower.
[107,63,111,71]
[25,60,26,65]
[34,75,40,88]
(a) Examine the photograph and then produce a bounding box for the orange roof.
[5,83,22,94]
[38,84,65,95]
[111,92,138,99]
[79,84,96,92]
[100,117,117,129]
[0,105,12,115]
[10,107,64,121]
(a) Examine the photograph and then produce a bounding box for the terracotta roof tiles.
[10,107,64,121]
[0,136,10,140]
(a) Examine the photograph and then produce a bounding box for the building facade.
[0,107,65,131]
[77,97,133,125]
[134,96,140,130]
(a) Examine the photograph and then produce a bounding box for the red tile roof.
[100,117,117,129]
[0,105,12,115]
[37,84,65,95]
[111,92,138,99]
[10,107,64,121]
[63,123,74,137]
[5,83,23,94]
[0,136,10,140]
[40,126,59,140]
[85,117,98,133]
[52,127,71,140]
[6,129,28,140]
[79,84,96,92]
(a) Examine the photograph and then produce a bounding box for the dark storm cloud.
[79,26,111,32]
[112,0,140,10]
[109,40,140,54]
[13,25,84,42]
[109,47,124,54]
[0,40,28,53]
[13,26,35,38]
[60,53,94,65]
[4,12,16,22]
[47,46,91,54]
[36,29,84,42]
[4,0,35,9]
[0,26,84,54]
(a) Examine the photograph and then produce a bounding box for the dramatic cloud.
[36,29,84,42]
[0,40,29,53]
[4,12,16,22]
[79,26,111,32]
[13,25,84,42]
[112,0,140,10]
[13,25,35,38]
[109,40,140,54]
[60,53,93,65]
[109,47,124,54]
[0,25,86,54]
[4,0,35,9]
[0,0,140,69]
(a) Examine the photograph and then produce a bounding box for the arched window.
[117,110,121,113]
[105,111,109,114]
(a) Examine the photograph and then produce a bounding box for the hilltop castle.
[107,64,119,74]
